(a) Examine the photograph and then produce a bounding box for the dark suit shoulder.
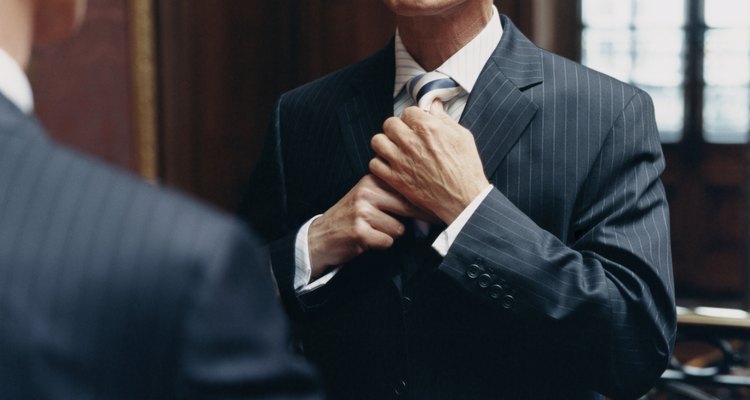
[56,137,247,264]
[0,108,273,398]
[538,49,644,108]
[281,63,358,108]
[279,42,392,114]
[0,116,250,292]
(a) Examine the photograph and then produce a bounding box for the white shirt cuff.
[431,184,494,256]
[294,215,340,293]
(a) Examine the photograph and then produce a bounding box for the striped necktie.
[406,71,462,110]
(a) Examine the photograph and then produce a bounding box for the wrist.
[308,219,328,279]
[438,178,491,224]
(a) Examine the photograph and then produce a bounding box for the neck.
[0,1,34,69]
[397,2,493,71]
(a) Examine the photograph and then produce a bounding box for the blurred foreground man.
[0,1,321,399]
[242,0,676,399]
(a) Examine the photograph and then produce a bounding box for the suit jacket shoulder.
[0,97,320,399]
[280,43,393,112]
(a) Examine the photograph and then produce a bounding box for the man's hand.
[369,100,490,225]
[308,174,436,279]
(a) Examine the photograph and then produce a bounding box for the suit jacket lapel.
[460,15,543,178]
[337,41,395,177]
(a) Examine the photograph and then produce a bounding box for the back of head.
[0,0,87,69]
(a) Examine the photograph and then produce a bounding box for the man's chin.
[382,0,467,17]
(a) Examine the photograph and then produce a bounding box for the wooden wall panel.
[663,146,748,305]
[293,0,395,81]
[528,0,580,60]
[157,1,297,210]
[29,0,136,172]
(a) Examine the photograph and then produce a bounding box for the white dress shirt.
[0,49,34,115]
[294,6,503,292]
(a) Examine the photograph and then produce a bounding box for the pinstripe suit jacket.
[242,16,675,400]
[0,94,321,399]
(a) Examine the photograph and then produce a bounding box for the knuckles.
[423,119,443,134]
[402,106,423,122]
[352,185,373,202]
[352,219,369,240]
[405,138,422,154]
[353,201,371,220]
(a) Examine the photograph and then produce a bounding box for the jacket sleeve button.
[466,263,482,279]
[394,379,407,396]
[477,273,493,288]
[402,296,412,313]
[501,295,515,310]
[488,284,504,299]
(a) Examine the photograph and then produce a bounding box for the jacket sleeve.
[438,90,676,399]
[176,220,322,399]
[238,97,332,317]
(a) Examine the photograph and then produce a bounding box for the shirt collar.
[393,5,503,98]
[0,48,34,115]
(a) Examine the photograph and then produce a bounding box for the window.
[581,0,750,144]
[580,0,750,306]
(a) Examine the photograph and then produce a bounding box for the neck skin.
[0,1,34,69]
[397,2,493,71]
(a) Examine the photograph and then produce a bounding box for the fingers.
[401,105,437,129]
[401,101,454,133]
[365,208,405,239]
[382,116,413,148]
[368,157,393,185]
[360,174,410,216]
[358,223,396,251]
[360,174,426,220]
[366,231,396,251]
[371,133,400,164]
[309,176,407,269]
[351,189,404,250]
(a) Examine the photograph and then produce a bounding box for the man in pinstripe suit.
[242,0,676,398]
[0,1,322,399]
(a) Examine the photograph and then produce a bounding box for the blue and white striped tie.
[406,71,462,110]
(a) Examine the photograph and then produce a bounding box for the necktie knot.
[406,72,462,110]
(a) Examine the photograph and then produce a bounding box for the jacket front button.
[477,273,493,288]
[394,379,407,396]
[501,294,515,310]
[402,296,412,313]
